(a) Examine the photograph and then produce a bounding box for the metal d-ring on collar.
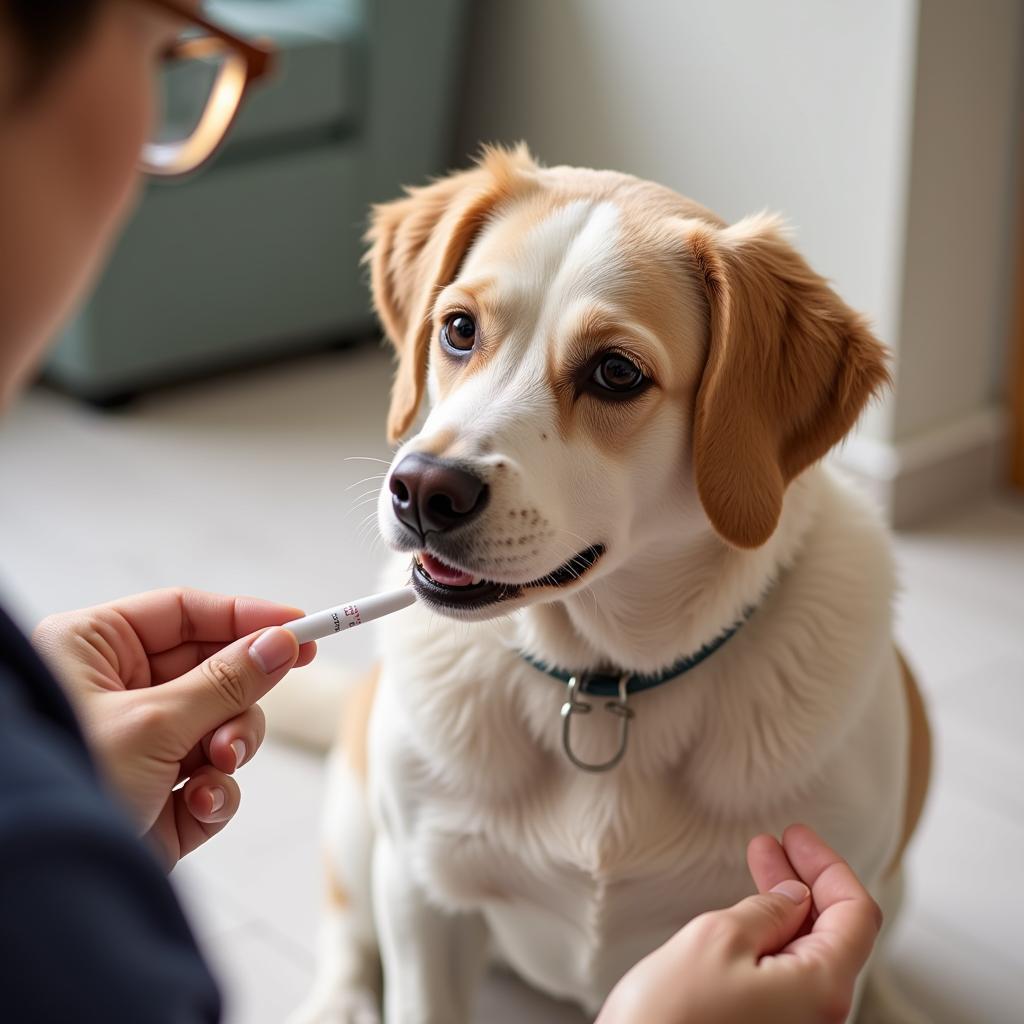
[523,606,757,774]
[560,673,634,773]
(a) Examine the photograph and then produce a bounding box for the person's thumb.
[158,626,300,742]
[718,880,812,958]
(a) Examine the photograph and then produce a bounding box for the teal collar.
[519,606,754,699]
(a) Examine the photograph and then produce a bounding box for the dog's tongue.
[419,551,475,586]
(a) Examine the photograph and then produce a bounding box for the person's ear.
[365,146,535,443]
[686,214,891,548]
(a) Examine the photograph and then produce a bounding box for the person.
[0,2,883,1021]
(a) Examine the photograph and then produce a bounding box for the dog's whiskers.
[552,529,602,615]
[345,473,387,491]
[350,487,384,505]
[355,509,379,530]
[346,495,383,519]
[354,512,383,552]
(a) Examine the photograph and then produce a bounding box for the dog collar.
[518,607,754,774]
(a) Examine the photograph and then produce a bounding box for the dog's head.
[370,147,889,620]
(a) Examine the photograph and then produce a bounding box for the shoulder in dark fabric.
[0,602,221,1023]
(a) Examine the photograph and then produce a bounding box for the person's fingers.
[781,824,883,975]
[747,834,799,893]
[749,832,822,942]
[155,626,301,743]
[206,704,266,773]
[176,741,209,784]
[296,640,318,667]
[33,606,152,690]
[148,637,316,684]
[175,702,267,780]
[782,825,882,921]
[150,641,231,684]
[108,588,308,655]
[183,768,240,822]
[705,880,812,959]
[175,768,242,858]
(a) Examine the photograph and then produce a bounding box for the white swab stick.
[284,587,416,644]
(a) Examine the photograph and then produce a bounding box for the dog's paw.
[286,988,381,1024]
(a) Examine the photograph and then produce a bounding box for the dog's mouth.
[411,545,605,610]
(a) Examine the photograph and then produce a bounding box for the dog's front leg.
[373,836,488,1024]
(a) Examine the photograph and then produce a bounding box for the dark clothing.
[0,603,221,1023]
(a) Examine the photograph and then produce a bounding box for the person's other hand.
[596,824,883,1024]
[33,589,315,868]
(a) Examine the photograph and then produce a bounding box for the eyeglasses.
[139,0,276,178]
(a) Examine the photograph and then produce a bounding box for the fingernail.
[771,880,810,904]
[230,739,247,770]
[249,627,295,673]
[207,787,225,814]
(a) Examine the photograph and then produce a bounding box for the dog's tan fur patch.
[341,664,380,783]
[689,216,892,549]
[325,852,349,909]
[886,650,932,876]
[366,146,537,443]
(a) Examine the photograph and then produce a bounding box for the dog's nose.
[389,453,489,537]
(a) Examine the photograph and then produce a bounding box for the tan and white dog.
[291,147,930,1024]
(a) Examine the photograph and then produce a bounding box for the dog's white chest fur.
[400,768,774,1006]
[368,469,908,1012]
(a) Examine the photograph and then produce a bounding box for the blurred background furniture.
[45,0,468,403]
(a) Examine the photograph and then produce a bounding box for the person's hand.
[596,825,883,1024]
[32,589,316,868]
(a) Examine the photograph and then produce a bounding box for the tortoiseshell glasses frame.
[139,0,276,178]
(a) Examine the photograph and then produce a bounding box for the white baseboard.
[831,406,1010,527]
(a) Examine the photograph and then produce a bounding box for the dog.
[290,146,931,1024]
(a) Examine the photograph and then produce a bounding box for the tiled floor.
[1,346,1022,1023]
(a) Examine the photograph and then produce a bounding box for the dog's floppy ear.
[687,214,890,548]
[366,146,534,443]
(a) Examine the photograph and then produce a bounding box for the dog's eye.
[591,353,646,395]
[441,313,477,354]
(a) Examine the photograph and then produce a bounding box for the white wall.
[455,0,1023,515]
[892,0,1022,441]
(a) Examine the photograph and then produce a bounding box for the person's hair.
[5,0,105,93]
